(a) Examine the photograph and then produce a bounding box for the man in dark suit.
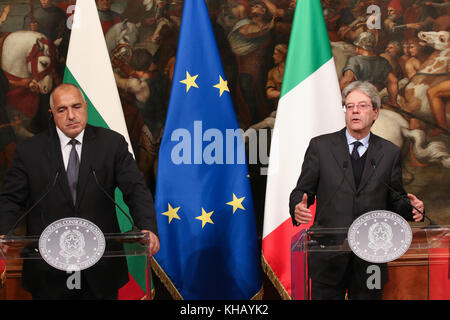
[0,83,159,299]
[289,81,424,300]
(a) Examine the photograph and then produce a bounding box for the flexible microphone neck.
[5,171,60,239]
[369,159,437,227]
[90,167,140,233]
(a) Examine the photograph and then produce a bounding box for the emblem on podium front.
[39,218,105,271]
[348,210,412,263]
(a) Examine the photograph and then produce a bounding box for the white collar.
[345,130,370,148]
[56,127,85,146]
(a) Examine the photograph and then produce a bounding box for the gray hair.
[341,81,381,110]
[49,83,86,109]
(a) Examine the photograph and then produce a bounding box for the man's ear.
[372,108,379,124]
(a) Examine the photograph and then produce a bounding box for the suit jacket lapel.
[356,133,384,194]
[75,125,96,211]
[330,128,356,193]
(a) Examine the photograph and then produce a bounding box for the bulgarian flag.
[63,0,152,299]
[262,0,344,299]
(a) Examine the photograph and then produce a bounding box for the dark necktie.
[67,139,79,204]
[351,141,362,160]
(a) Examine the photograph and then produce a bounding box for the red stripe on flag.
[429,247,450,299]
[0,259,5,287]
[262,203,316,298]
[262,218,297,296]
[118,273,146,300]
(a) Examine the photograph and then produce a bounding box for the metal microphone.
[369,158,436,226]
[90,167,140,233]
[5,171,60,238]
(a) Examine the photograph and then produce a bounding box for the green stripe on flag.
[63,68,109,128]
[63,66,148,294]
[281,0,333,97]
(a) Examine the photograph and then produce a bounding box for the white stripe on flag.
[66,0,130,150]
[263,59,344,238]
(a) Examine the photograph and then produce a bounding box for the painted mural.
[0,0,448,235]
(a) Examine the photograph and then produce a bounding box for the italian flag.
[63,0,151,299]
[262,0,344,299]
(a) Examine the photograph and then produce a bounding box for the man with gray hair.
[289,81,423,299]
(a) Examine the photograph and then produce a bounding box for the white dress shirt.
[345,130,370,158]
[56,127,84,170]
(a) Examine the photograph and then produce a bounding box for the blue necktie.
[351,141,362,160]
[67,139,79,204]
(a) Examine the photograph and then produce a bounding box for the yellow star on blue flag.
[162,203,181,223]
[213,75,230,97]
[180,71,199,93]
[195,208,214,228]
[227,193,245,214]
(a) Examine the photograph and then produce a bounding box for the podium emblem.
[348,210,412,263]
[59,229,86,260]
[39,218,105,271]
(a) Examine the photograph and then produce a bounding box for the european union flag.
[154,0,262,299]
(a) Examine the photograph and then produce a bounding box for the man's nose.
[67,107,75,119]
